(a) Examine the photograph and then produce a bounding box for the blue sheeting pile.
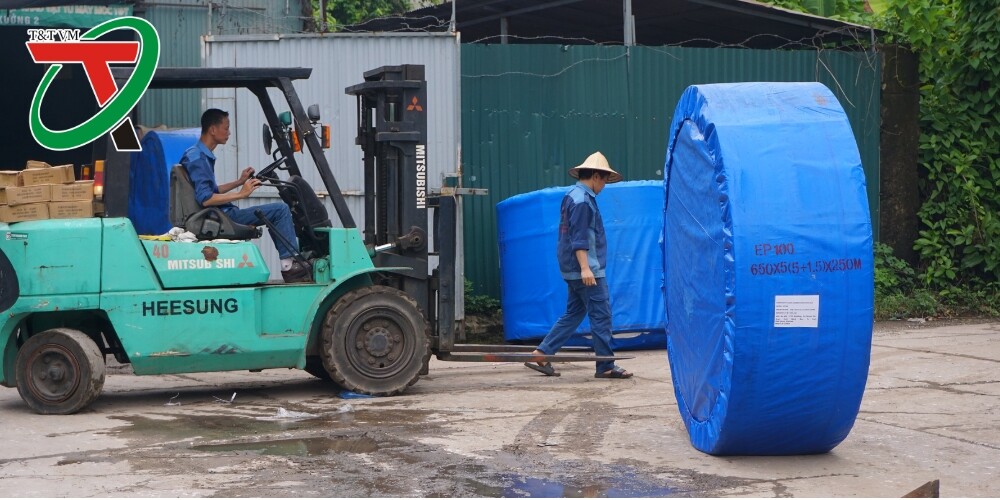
[662,82,874,455]
[497,180,665,350]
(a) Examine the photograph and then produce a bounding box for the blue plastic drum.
[662,83,874,455]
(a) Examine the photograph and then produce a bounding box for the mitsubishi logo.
[406,96,423,112]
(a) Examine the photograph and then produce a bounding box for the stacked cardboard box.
[0,161,95,223]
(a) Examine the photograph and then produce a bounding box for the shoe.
[524,362,560,377]
[281,260,313,283]
[595,366,633,379]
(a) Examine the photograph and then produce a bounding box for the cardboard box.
[0,171,19,188]
[48,201,93,219]
[5,184,51,206]
[0,203,49,223]
[18,164,74,186]
[0,188,6,205]
[25,160,52,169]
[50,181,94,202]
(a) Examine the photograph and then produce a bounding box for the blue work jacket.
[557,182,607,280]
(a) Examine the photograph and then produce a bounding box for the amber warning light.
[93,160,105,199]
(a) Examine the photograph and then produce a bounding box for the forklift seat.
[169,165,262,241]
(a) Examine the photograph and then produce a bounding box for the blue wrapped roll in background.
[128,128,200,235]
[662,82,874,455]
[498,180,666,350]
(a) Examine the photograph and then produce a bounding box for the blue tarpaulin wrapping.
[497,180,665,350]
[128,128,200,236]
[663,82,874,455]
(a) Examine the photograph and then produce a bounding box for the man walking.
[525,152,633,379]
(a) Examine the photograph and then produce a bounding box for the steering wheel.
[253,155,287,181]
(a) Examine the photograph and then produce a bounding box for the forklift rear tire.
[321,285,430,396]
[15,328,105,415]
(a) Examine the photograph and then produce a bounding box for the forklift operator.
[181,108,312,283]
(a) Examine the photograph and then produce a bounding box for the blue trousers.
[222,203,299,259]
[536,277,615,374]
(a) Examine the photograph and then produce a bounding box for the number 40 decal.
[151,244,169,258]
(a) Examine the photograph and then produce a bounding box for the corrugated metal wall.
[137,0,304,128]
[462,44,881,297]
[203,33,462,284]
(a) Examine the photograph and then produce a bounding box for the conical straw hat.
[568,151,623,183]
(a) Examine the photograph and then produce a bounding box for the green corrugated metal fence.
[461,44,881,297]
[138,0,304,128]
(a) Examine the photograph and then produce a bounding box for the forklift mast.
[346,66,457,351]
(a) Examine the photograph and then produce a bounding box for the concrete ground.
[0,320,997,497]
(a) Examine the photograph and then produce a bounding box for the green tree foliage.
[756,0,873,23]
[464,279,501,316]
[878,0,1000,287]
[761,0,1000,291]
[312,0,412,30]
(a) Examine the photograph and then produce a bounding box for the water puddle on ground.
[191,435,378,457]
[469,473,682,498]
[109,414,315,443]
[109,405,433,446]
[109,413,385,458]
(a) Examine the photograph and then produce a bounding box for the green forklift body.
[0,218,380,385]
[102,218,161,291]
[2,218,103,295]
[102,285,318,374]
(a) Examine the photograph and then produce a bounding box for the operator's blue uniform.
[181,141,299,259]
[536,182,615,375]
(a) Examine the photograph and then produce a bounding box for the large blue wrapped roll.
[663,83,874,455]
[128,128,200,235]
[498,180,665,350]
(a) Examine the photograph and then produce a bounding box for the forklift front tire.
[15,328,106,415]
[321,286,430,396]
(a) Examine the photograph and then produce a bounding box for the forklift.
[0,65,627,414]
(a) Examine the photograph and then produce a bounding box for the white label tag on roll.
[774,295,820,328]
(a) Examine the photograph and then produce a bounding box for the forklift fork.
[436,345,633,363]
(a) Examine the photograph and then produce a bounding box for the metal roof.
[350,0,877,49]
[111,67,313,89]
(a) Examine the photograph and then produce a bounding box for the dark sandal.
[595,367,633,379]
[524,362,560,377]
